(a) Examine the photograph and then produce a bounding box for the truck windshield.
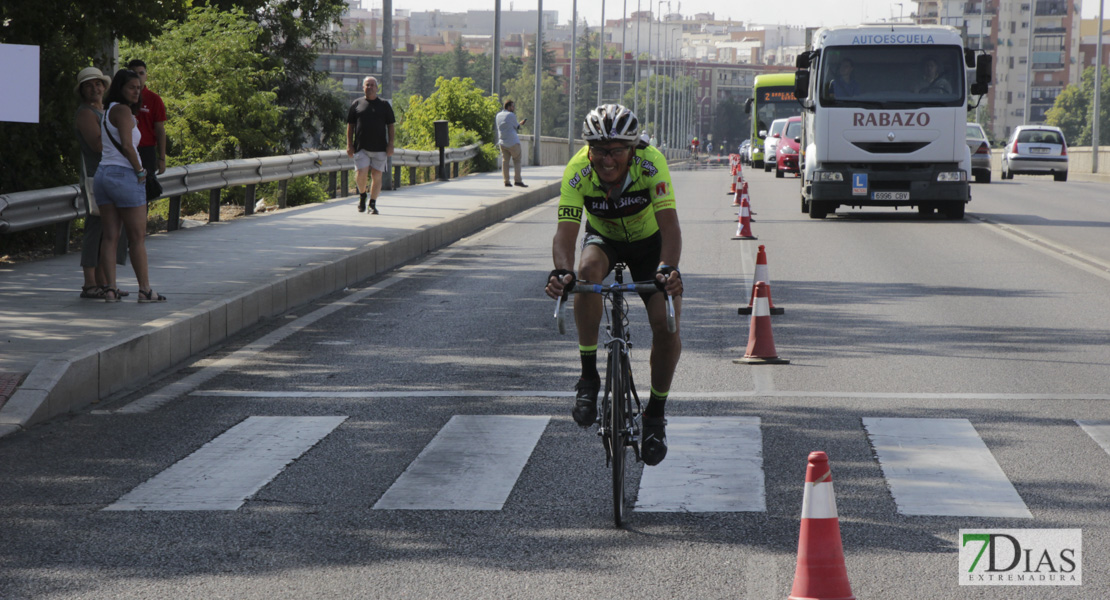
[818,45,965,108]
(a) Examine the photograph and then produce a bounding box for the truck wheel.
[809,201,828,219]
[918,204,935,216]
[943,204,966,220]
[764,162,772,172]
[753,160,763,169]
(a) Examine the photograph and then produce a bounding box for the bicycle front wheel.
[609,347,629,527]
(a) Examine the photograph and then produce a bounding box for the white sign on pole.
[0,44,40,124]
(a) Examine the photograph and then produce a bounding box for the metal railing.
[0,145,481,238]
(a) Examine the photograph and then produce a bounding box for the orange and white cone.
[728,168,742,196]
[733,281,788,364]
[731,196,757,240]
[739,245,785,315]
[787,451,855,600]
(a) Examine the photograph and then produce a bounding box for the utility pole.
[569,0,578,158]
[619,0,627,101]
[1094,0,1104,173]
[493,0,501,99]
[598,0,606,106]
[634,0,641,116]
[533,0,544,167]
[1023,0,1034,124]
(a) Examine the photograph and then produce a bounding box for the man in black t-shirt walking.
[346,76,395,214]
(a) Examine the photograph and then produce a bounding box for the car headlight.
[816,172,844,182]
[936,171,967,182]
[782,147,798,155]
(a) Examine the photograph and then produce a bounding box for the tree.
[573,27,600,128]
[398,51,437,102]
[505,71,566,138]
[209,0,348,151]
[397,77,501,149]
[452,38,471,81]
[121,6,285,164]
[1045,66,1110,146]
[0,0,187,193]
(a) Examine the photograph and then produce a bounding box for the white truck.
[792,25,991,219]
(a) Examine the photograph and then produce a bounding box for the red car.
[776,116,802,178]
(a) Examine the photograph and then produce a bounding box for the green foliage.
[282,176,330,206]
[505,71,567,138]
[397,77,501,150]
[121,6,285,164]
[1045,66,1110,146]
[398,52,437,101]
[0,0,187,193]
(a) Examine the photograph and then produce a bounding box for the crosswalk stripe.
[1076,420,1110,455]
[863,417,1032,518]
[373,415,549,511]
[636,416,765,513]
[103,416,347,511]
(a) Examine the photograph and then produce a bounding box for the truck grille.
[851,142,930,154]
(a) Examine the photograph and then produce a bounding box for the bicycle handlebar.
[555,281,676,335]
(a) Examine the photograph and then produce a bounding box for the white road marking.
[103,416,346,511]
[373,415,549,511]
[189,389,1110,401]
[1076,420,1110,456]
[863,417,1032,518]
[636,416,765,512]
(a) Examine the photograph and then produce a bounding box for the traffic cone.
[728,167,741,195]
[739,245,785,315]
[731,196,757,240]
[787,452,855,600]
[733,282,788,364]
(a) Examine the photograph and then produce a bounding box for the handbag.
[103,108,162,201]
[79,154,100,217]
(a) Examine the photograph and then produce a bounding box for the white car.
[1001,125,1068,182]
[763,118,789,172]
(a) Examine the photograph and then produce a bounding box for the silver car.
[1001,125,1068,182]
[966,123,992,184]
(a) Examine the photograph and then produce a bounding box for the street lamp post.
[532,0,543,167]
[619,0,627,101]
[634,0,640,116]
[569,0,577,158]
[598,0,606,106]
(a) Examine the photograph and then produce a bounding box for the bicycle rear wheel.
[609,347,629,527]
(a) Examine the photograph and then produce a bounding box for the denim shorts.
[93,164,147,209]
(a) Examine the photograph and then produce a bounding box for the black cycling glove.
[655,265,680,293]
[548,269,576,296]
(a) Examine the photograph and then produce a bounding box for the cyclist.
[544,104,683,466]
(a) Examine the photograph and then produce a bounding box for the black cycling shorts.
[581,224,662,304]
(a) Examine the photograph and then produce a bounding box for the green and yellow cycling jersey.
[557,145,676,243]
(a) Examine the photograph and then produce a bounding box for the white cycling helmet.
[582,104,640,144]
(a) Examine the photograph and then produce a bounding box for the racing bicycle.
[554,263,676,527]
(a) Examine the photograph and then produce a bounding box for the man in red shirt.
[127,59,167,192]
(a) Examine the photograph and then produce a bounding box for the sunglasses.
[589,146,633,159]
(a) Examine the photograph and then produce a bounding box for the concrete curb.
[0,181,560,438]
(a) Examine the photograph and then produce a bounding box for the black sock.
[360,192,367,202]
[645,388,668,418]
[579,345,598,382]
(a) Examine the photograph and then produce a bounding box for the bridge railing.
[0,145,482,241]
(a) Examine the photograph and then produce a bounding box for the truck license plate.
[872,191,910,201]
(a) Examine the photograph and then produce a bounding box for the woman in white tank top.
[92,69,166,303]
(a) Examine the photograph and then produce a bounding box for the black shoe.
[505,182,513,187]
[641,417,668,466]
[514,182,528,188]
[369,201,378,215]
[571,377,600,427]
[358,194,367,213]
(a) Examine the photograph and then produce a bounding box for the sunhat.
[75,66,111,94]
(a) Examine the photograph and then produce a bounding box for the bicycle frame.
[554,264,675,526]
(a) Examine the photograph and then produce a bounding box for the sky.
[363,0,1106,27]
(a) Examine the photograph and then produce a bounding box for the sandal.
[117,289,130,297]
[137,289,167,303]
[80,285,105,299]
[103,288,122,303]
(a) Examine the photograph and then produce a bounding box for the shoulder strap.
[102,105,126,155]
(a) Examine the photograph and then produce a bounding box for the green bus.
[744,72,798,169]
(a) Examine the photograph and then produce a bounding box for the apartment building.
[912,0,1082,141]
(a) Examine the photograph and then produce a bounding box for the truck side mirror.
[796,52,811,69]
[793,70,810,100]
[744,97,753,114]
[975,55,992,85]
[964,48,976,68]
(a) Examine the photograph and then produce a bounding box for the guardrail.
[0,145,481,242]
